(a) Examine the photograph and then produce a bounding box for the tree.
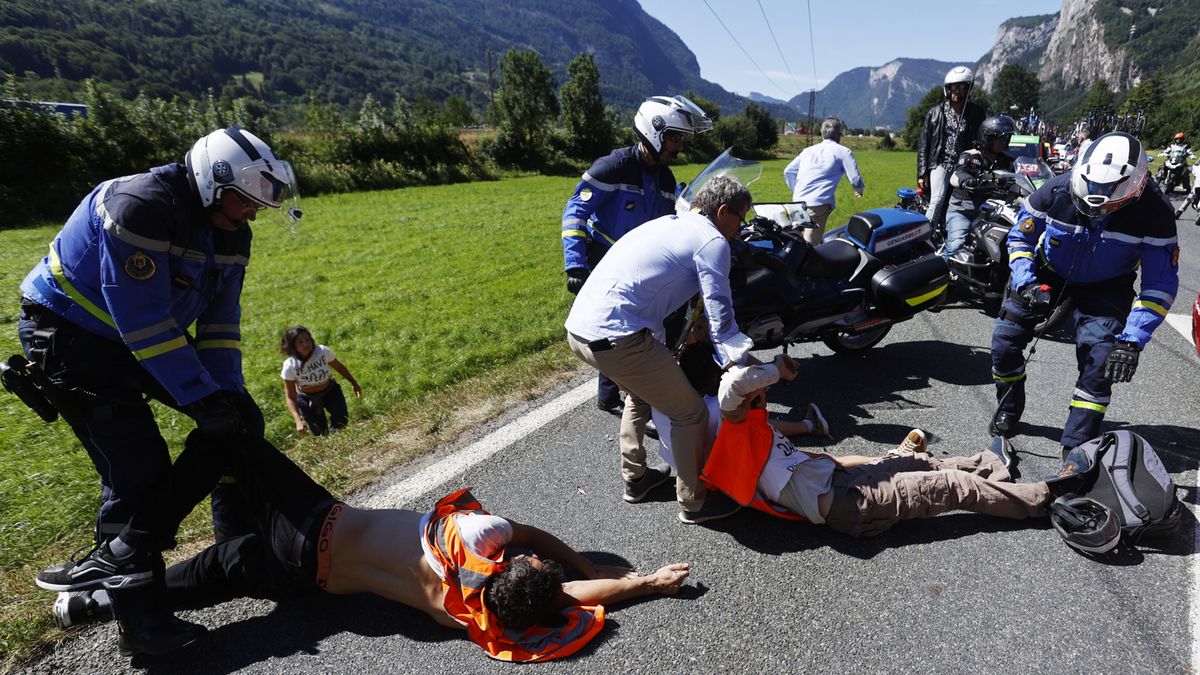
[442,96,475,127]
[1121,74,1164,115]
[1078,79,1115,118]
[560,52,615,161]
[901,86,942,149]
[743,102,778,152]
[492,49,559,167]
[991,64,1040,115]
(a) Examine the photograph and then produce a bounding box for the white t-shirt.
[418,511,513,581]
[281,345,336,389]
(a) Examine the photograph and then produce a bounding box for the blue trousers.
[990,272,1135,449]
[297,380,349,436]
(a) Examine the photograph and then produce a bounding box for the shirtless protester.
[53,433,690,662]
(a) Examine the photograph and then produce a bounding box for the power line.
[806,0,819,89]
[755,0,805,96]
[699,0,790,97]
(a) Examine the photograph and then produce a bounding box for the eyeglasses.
[225,189,268,211]
[662,130,686,144]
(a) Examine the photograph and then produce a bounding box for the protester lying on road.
[52,433,690,662]
[657,352,1082,537]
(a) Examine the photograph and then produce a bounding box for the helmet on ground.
[187,125,298,210]
[1050,496,1121,554]
[978,115,1016,149]
[943,66,974,98]
[1069,131,1148,217]
[634,95,713,158]
[1174,132,1186,142]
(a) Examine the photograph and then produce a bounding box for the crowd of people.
[4,66,1186,664]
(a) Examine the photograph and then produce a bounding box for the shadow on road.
[137,594,456,674]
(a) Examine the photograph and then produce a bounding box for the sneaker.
[53,590,113,629]
[35,542,153,592]
[887,429,927,457]
[644,419,660,441]
[678,491,742,525]
[986,435,1015,468]
[118,613,207,658]
[597,399,623,416]
[988,411,1020,439]
[623,467,672,503]
[804,403,829,437]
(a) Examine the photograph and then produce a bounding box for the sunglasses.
[662,130,687,144]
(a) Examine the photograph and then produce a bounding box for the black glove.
[186,391,245,441]
[1018,283,1053,316]
[1103,341,1140,383]
[566,268,589,295]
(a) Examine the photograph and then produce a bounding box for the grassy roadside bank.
[0,148,917,668]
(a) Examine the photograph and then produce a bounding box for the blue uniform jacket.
[562,145,677,271]
[1007,173,1179,348]
[20,164,250,406]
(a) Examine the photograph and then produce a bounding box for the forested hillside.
[0,0,790,117]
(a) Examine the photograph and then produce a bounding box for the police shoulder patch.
[125,251,156,281]
[579,188,593,202]
[624,200,636,211]
[1172,246,1180,268]
[1019,217,1036,234]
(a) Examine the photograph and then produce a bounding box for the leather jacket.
[917,101,985,178]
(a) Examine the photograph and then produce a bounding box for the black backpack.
[1047,430,1182,543]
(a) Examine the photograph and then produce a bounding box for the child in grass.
[280,326,362,436]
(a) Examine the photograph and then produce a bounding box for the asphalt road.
[22,198,1200,675]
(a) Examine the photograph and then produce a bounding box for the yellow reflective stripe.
[906,284,947,307]
[1009,251,1034,260]
[1134,300,1169,317]
[132,335,188,361]
[1070,399,1107,413]
[992,372,1026,383]
[196,339,240,351]
[591,227,616,246]
[561,229,588,239]
[48,246,117,329]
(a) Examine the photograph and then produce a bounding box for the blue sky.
[638,0,1064,100]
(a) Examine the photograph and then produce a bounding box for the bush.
[878,135,897,151]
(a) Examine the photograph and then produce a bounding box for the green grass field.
[0,147,918,666]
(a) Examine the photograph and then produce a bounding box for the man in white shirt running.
[783,117,865,245]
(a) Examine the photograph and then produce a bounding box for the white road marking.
[1164,314,1195,348]
[359,381,594,509]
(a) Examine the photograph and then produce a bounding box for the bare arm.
[508,521,614,579]
[282,379,307,436]
[560,563,689,607]
[329,358,362,397]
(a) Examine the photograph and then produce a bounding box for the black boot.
[988,411,1020,439]
[111,553,206,658]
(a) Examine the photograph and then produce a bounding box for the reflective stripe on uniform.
[1134,300,1169,317]
[1009,251,1034,260]
[1070,399,1107,413]
[48,245,117,329]
[132,335,189,361]
[1072,388,1110,404]
[196,339,240,351]
[992,371,1026,383]
[561,229,588,239]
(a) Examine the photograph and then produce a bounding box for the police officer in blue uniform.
[15,126,299,657]
[990,132,1179,455]
[562,95,711,413]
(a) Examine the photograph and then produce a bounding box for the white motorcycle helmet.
[633,95,712,160]
[187,125,301,225]
[943,66,974,98]
[1070,131,1149,217]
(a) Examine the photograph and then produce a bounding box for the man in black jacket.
[917,66,986,228]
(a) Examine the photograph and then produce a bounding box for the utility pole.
[807,89,817,146]
[486,50,496,126]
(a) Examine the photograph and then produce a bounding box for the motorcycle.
[1156,144,1194,194]
[1174,164,1200,226]
[941,156,1072,332]
[677,150,950,354]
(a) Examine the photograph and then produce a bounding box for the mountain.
[789,58,972,130]
[0,0,797,119]
[975,13,1059,91]
[747,91,793,108]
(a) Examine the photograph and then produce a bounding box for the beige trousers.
[803,203,834,245]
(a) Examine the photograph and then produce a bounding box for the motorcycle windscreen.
[676,149,762,214]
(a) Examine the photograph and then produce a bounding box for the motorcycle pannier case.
[870,253,950,319]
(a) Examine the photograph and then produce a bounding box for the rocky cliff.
[789,58,970,130]
[976,13,1058,90]
[1038,0,1137,90]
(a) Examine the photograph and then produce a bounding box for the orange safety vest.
[424,488,606,662]
[700,408,807,521]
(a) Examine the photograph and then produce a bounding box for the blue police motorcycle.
[678,150,950,354]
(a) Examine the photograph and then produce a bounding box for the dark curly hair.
[483,557,565,630]
[279,325,314,359]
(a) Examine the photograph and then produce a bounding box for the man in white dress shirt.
[783,117,864,245]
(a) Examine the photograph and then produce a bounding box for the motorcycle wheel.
[821,324,892,355]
